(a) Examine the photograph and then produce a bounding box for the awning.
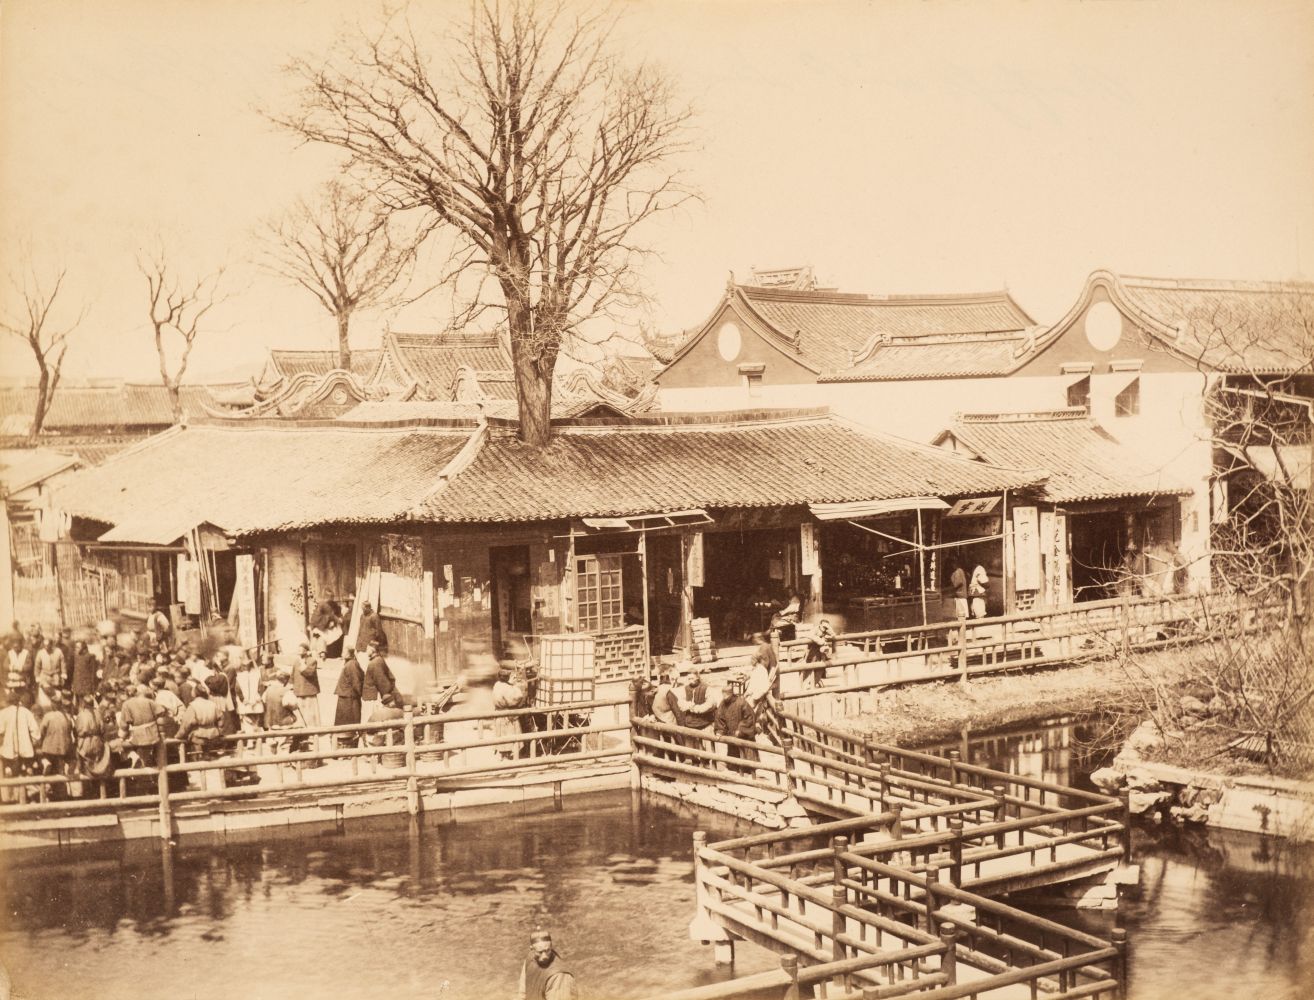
[98,513,221,546]
[809,497,949,521]
[578,508,713,533]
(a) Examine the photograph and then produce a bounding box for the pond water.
[2,720,1310,1000]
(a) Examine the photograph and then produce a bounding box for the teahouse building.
[49,409,1044,682]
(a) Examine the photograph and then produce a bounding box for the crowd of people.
[640,630,783,772]
[0,609,400,801]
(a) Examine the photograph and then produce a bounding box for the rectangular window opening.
[1115,377,1141,417]
[1066,375,1090,411]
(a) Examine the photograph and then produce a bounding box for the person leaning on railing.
[714,674,759,772]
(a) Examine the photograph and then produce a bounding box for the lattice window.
[576,554,623,633]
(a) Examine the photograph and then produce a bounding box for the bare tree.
[1102,289,1314,774]
[276,0,695,445]
[259,179,426,371]
[139,251,225,423]
[1,265,84,440]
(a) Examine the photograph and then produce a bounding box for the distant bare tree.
[139,251,225,423]
[276,0,695,445]
[1,264,84,440]
[259,180,426,371]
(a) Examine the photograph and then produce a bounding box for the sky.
[1,0,1312,383]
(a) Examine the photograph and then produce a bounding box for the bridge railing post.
[924,862,940,935]
[156,742,171,841]
[939,921,958,985]
[832,834,850,885]
[947,749,960,788]
[781,954,800,1000]
[947,817,963,887]
[1112,926,1129,998]
[992,783,1008,848]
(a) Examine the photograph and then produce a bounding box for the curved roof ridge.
[738,283,1027,308]
[1118,274,1314,294]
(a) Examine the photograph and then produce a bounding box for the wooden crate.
[538,634,596,677]
[690,617,715,664]
[535,674,595,707]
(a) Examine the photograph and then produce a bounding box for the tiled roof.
[53,423,472,537]
[819,333,1030,382]
[388,332,514,395]
[50,412,1045,536]
[736,285,1034,373]
[1116,275,1314,374]
[0,384,219,433]
[0,447,80,496]
[267,350,381,380]
[342,400,513,422]
[939,410,1192,503]
[417,412,1046,523]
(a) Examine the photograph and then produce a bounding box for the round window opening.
[1084,301,1122,352]
[717,321,742,362]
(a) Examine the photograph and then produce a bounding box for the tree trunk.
[337,311,352,372]
[168,382,183,424]
[30,369,49,441]
[503,281,556,447]
[512,347,553,447]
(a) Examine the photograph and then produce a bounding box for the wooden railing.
[674,822,1125,1000]
[0,696,633,833]
[773,591,1283,719]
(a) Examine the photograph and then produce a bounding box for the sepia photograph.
[0,1,1311,998]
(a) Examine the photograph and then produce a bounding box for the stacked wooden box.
[690,617,715,664]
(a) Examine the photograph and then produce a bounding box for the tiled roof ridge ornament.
[850,332,893,367]
[451,366,487,402]
[1012,326,1039,358]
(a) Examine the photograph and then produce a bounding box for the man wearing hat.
[516,930,577,1000]
[714,673,759,771]
[674,667,714,733]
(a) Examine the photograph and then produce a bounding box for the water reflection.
[3,721,1311,1000]
[1,792,775,1000]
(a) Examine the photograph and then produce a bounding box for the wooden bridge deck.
[633,708,1132,999]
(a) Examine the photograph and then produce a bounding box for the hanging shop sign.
[235,553,258,648]
[1013,506,1041,592]
[686,531,704,588]
[947,496,1001,517]
[800,522,819,575]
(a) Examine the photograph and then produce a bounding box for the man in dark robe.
[311,590,343,657]
[361,641,396,722]
[333,647,364,747]
[516,930,577,1000]
[357,601,387,654]
[713,675,759,771]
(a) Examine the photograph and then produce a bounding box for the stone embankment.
[1092,718,1314,842]
[638,772,810,830]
